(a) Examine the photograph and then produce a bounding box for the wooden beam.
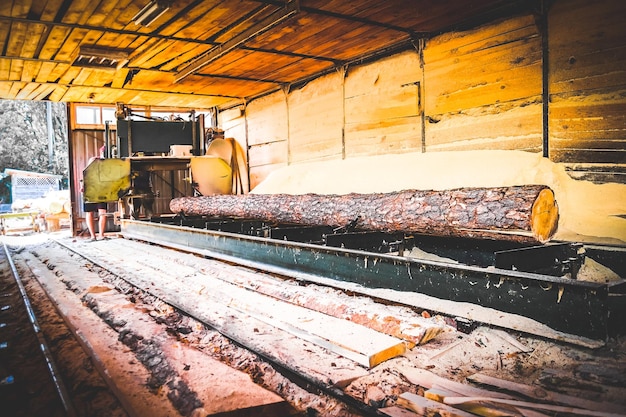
[174,0,300,82]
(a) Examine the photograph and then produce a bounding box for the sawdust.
[576,257,621,283]
[252,150,626,245]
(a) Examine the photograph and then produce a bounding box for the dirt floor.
[2,231,626,416]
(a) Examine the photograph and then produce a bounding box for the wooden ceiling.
[0,0,531,110]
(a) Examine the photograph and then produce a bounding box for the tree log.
[169,185,559,243]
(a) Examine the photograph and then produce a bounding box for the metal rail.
[2,240,76,417]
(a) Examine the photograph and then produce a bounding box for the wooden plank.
[379,406,420,416]
[31,83,56,100]
[21,251,292,417]
[0,81,12,98]
[425,388,528,417]
[0,21,10,56]
[6,21,28,57]
[34,61,57,83]
[40,0,65,21]
[59,0,92,24]
[53,27,89,62]
[14,81,39,100]
[344,115,421,157]
[287,72,343,163]
[48,84,68,101]
[443,396,625,417]
[158,0,224,39]
[397,392,476,417]
[425,15,539,62]
[425,101,542,149]
[20,22,46,59]
[400,368,516,400]
[70,238,371,387]
[10,0,31,18]
[159,44,212,72]
[426,37,541,81]
[550,149,626,165]
[467,373,625,414]
[343,52,422,156]
[202,260,447,347]
[8,59,24,81]
[205,276,406,368]
[38,26,71,60]
[426,63,542,116]
[551,139,626,151]
[247,91,288,146]
[20,60,42,82]
[0,59,10,80]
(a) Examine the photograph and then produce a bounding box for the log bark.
[169,185,559,243]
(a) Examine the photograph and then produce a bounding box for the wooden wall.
[548,0,626,183]
[423,14,543,152]
[344,52,423,157]
[219,0,626,188]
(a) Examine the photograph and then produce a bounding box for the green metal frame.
[121,219,618,344]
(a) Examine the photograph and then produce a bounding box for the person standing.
[82,145,108,240]
[84,201,107,240]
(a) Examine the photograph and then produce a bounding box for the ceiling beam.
[174,0,300,83]
[0,15,218,46]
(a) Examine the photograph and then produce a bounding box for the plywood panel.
[287,72,343,163]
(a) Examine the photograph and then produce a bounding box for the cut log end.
[531,188,559,243]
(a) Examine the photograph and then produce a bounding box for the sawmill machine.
[82,107,246,221]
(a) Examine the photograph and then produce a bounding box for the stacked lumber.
[380,368,625,417]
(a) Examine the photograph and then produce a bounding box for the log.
[170,185,559,243]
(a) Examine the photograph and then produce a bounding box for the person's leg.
[97,208,107,239]
[86,211,96,239]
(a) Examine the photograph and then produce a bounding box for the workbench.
[0,211,40,235]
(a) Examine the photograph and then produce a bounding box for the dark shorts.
[83,202,107,212]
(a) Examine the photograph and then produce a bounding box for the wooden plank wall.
[220,0,626,188]
[243,93,289,189]
[287,71,344,163]
[423,14,543,152]
[344,51,423,157]
[549,0,626,183]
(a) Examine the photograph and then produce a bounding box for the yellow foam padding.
[83,158,131,203]
[190,156,233,195]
